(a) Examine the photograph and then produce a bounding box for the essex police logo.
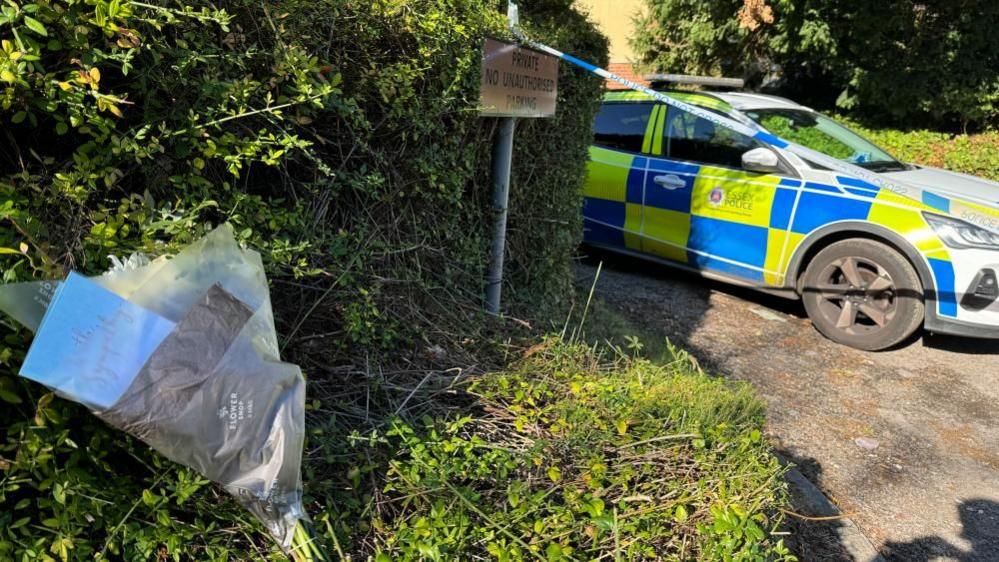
[709,187,725,206]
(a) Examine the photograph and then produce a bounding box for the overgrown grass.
[306,338,793,561]
[2,325,794,560]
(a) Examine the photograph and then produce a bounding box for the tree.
[631,0,774,82]
[632,0,999,129]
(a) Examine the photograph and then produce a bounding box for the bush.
[0,0,606,317]
[0,0,608,559]
[632,0,999,129]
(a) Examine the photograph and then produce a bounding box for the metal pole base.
[486,117,517,315]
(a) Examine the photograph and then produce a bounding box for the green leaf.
[55,122,68,135]
[142,489,157,506]
[23,16,47,36]
[0,69,14,83]
[547,465,561,482]
[592,514,614,531]
[11,111,25,124]
[0,376,21,404]
[0,388,21,404]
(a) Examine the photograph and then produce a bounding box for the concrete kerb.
[781,458,885,562]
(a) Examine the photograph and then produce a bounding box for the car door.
[641,104,801,285]
[582,101,657,252]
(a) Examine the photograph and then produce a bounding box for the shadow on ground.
[879,499,999,562]
[778,450,858,562]
[575,248,719,361]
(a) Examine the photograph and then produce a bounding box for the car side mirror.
[742,147,782,174]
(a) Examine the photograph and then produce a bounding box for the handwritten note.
[20,272,176,410]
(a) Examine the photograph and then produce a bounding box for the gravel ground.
[576,254,999,562]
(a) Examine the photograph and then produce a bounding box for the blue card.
[20,272,176,410]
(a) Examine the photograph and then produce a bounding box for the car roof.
[710,92,807,111]
[602,90,808,113]
[602,90,733,113]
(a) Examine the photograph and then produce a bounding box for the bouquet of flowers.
[0,225,325,560]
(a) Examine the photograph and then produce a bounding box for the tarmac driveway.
[576,255,999,561]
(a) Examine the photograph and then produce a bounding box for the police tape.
[506,6,999,235]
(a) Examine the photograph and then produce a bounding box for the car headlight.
[923,212,999,250]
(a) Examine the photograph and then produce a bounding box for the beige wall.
[575,0,644,63]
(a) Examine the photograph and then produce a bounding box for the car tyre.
[800,239,924,351]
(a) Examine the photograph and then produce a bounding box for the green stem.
[289,520,329,562]
[574,260,603,342]
[439,476,545,559]
[168,91,331,140]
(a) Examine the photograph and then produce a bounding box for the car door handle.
[653,174,686,190]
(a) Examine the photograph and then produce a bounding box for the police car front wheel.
[800,239,925,351]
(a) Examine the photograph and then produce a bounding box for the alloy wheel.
[812,256,897,336]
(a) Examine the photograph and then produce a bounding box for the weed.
[307,339,794,561]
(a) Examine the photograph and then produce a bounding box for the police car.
[584,87,999,350]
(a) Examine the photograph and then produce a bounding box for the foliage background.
[0,0,610,559]
[853,124,999,182]
[632,0,999,130]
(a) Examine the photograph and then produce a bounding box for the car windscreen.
[743,108,906,172]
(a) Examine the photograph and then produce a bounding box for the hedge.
[0,0,608,559]
[851,122,999,183]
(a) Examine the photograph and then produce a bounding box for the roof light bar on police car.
[645,74,745,89]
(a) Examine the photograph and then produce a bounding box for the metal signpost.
[480,35,558,314]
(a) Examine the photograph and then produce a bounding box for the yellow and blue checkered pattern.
[583,96,963,318]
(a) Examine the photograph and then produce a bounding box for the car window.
[662,106,760,169]
[743,109,903,172]
[592,103,654,153]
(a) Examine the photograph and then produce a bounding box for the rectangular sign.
[479,37,558,118]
